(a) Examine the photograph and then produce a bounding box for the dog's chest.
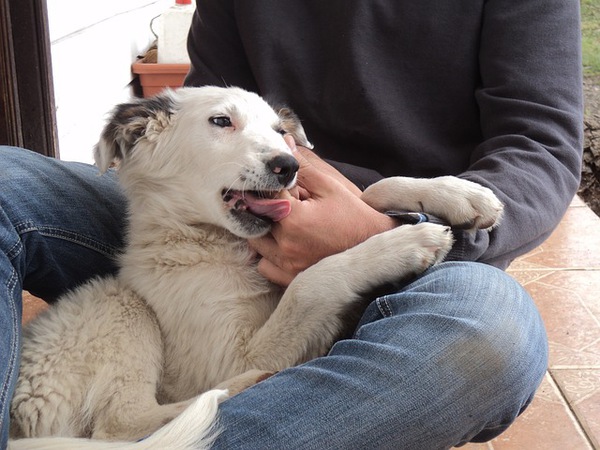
[123,227,282,401]
[152,270,280,401]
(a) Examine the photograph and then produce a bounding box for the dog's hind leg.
[91,390,198,442]
[84,346,188,441]
[10,378,83,438]
[8,390,228,450]
[11,278,168,440]
[87,355,200,441]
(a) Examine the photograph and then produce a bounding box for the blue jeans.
[0,146,548,449]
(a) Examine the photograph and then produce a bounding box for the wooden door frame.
[0,0,58,157]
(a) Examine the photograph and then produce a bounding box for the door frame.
[0,0,58,157]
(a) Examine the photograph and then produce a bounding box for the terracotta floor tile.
[459,373,592,449]
[548,341,600,370]
[552,369,600,449]
[517,206,600,269]
[507,267,556,286]
[518,271,600,368]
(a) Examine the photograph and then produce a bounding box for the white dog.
[9,86,502,449]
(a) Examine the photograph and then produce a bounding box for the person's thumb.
[283,134,356,196]
[283,134,325,187]
[293,146,339,195]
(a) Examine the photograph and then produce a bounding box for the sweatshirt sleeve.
[448,0,584,268]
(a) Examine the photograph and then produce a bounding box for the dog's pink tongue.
[246,196,291,222]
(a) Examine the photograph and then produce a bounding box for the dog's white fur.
[9,86,503,449]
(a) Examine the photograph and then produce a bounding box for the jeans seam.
[14,221,118,258]
[5,239,22,261]
[376,297,393,318]
[0,271,19,433]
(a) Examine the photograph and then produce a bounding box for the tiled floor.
[21,196,600,449]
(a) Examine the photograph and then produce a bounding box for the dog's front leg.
[362,176,503,230]
[245,222,453,371]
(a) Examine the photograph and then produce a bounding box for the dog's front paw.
[358,223,453,282]
[427,177,504,230]
[362,176,503,230]
[402,222,454,270]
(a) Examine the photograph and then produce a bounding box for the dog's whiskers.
[223,176,244,199]
[241,178,250,200]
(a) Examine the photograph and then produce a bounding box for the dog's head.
[95,86,312,238]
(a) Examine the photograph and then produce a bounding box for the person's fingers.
[281,135,312,200]
[287,185,301,200]
[248,234,279,261]
[248,234,298,286]
[285,134,360,197]
[295,146,362,197]
[256,257,295,287]
[283,134,297,152]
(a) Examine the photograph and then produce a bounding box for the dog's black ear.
[276,107,314,149]
[94,92,177,172]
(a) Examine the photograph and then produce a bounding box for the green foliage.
[582,0,600,75]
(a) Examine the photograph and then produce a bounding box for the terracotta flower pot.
[131,60,190,98]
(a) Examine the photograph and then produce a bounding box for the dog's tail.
[8,389,227,450]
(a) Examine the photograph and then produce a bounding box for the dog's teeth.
[235,199,246,210]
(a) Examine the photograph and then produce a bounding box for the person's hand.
[248,136,396,286]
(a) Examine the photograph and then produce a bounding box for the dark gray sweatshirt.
[185,0,583,269]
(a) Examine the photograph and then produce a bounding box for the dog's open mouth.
[222,189,292,223]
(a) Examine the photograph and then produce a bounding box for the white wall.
[48,0,172,163]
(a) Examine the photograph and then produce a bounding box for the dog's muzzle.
[222,153,300,227]
[267,154,299,188]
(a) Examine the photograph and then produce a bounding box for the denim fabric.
[0,146,547,449]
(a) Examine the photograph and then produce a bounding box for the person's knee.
[433,262,548,377]
[427,262,548,442]
[0,146,42,176]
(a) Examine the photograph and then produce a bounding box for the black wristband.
[384,211,449,226]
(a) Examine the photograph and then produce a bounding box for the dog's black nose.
[267,154,299,186]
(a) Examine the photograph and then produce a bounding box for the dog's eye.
[275,128,286,136]
[209,116,233,128]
